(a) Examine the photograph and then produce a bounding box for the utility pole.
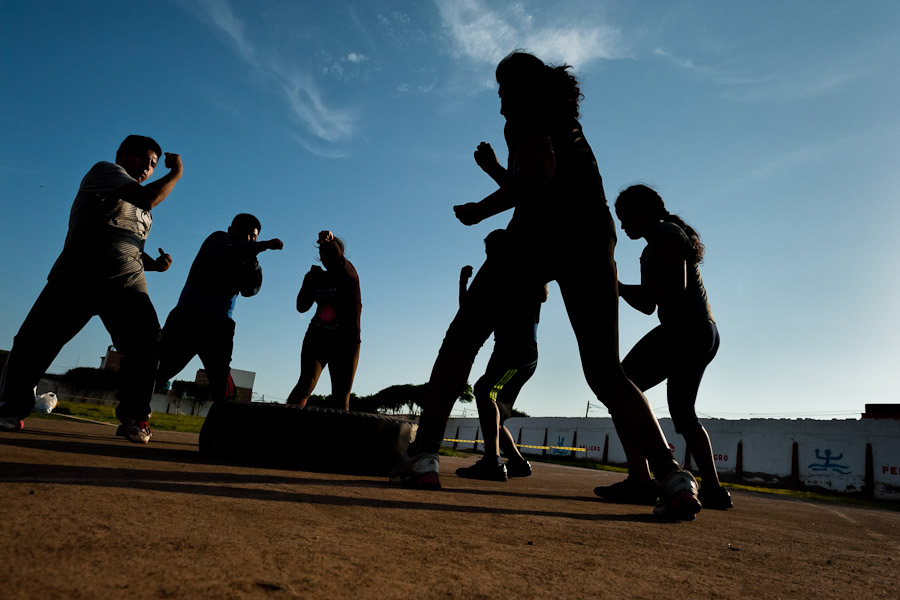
[585,400,590,418]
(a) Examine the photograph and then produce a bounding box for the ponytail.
[661,211,705,264]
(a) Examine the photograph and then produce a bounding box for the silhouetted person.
[391,51,701,520]
[455,230,543,481]
[156,214,282,404]
[286,231,361,411]
[0,135,182,443]
[594,184,731,509]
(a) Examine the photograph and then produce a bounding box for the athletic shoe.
[505,458,533,478]
[653,469,702,521]
[389,451,441,489]
[117,419,151,444]
[456,457,508,481]
[593,477,658,505]
[698,484,733,510]
[0,417,25,432]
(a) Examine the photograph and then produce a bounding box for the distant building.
[99,345,122,372]
[195,368,255,403]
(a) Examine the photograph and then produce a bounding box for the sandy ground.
[1,418,898,600]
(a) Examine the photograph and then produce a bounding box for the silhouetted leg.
[668,320,721,484]
[413,261,498,455]
[156,307,200,394]
[286,329,326,406]
[557,258,678,479]
[0,282,94,418]
[328,341,360,410]
[197,317,236,403]
[100,288,161,423]
[618,326,669,483]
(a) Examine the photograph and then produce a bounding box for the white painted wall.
[444,417,900,500]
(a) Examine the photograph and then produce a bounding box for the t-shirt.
[48,161,152,292]
[641,221,715,325]
[505,118,614,255]
[299,257,361,343]
[176,231,263,320]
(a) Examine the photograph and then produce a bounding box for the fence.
[443,416,900,500]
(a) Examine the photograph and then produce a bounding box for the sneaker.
[698,484,733,510]
[505,458,532,478]
[389,452,441,489]
[117,419,151,444]
[593,477,658,505]
[456,457,508,481]
[0,417,25,432]
[654,469,702,520]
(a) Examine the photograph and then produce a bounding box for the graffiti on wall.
[808,449,851,475]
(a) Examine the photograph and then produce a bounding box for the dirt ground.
[1,418,898,600]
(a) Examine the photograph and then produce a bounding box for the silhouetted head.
[495,51,582,124]
[228,213,262,243]
[615,185,666,239]
[615,184,705,262]
[318,235,345,270]
[116,135,162,183]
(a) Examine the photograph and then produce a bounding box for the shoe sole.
[0,420,25,432]
[654,491,702,521]
[389,471,441,490]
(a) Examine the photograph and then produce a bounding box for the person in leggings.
[594,184,731,509]
[391,51,702,520]
[455,229,544,481]
[286,231,361,411]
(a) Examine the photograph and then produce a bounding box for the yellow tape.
[443,439,586,452]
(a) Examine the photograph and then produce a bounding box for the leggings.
[622,319,720,434]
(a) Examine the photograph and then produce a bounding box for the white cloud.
[434,0,622,68]
[181,0,355,146]
[346,53,367,63]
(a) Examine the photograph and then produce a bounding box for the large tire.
[199,402,416,475]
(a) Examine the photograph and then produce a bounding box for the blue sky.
[2,1,899,420]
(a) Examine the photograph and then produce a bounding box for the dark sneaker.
[389,452,441,489]
[0,417,25,432]
[593,477,658,505]
[698,485,733,510]
[505,458,532,478]
[654,469,702,520]
[456,457,508,481]
[117,419,151,444]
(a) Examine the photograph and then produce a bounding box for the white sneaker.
[654,469,702,520]
[389,451,441,489]
[117,419,151,444]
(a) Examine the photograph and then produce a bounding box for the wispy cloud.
[180,0,355,147]
[434,0,622,68]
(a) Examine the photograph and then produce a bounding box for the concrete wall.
[36,378,213,418]
[443,416,900,501]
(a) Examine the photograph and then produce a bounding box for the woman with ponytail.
[392,52,702,521]
[594,184,731,509]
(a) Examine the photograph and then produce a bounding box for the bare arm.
[473,142,508,187]
[117,153,184,211]
[454,136,555,226]
[296,266,321,313]
[618,281,656,315]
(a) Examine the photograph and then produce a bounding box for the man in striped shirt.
[0,135,182,443]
